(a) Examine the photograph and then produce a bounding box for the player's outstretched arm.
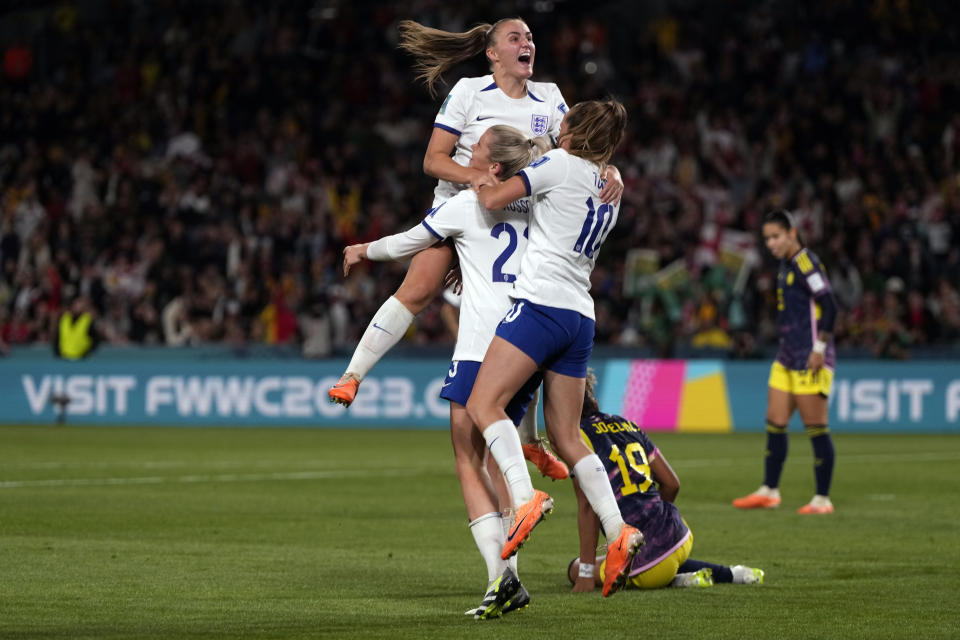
[572,477,602,593]
[651,453,680,504]
[342,225,443,276]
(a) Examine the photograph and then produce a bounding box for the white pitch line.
[2,459,338,470]
[0,468,435,489]
[674,450,960,468]
[3,451,958,489]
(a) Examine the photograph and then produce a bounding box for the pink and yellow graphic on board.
[620,360,732,432]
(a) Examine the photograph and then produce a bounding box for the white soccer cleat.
[731,565,765,584]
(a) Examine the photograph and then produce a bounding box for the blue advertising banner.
[7,357,451,428]
[3,350,958,432]
[597,360,960,433]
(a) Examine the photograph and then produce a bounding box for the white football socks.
[344,296,414,381]
[469,512,507,583]
[516,386,540,445]
[573,454,625,540]
[482,419,534,506]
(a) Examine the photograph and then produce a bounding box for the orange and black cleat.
[328,376,360,407]
[602,525,644,597]
[522,440,569,480]
[501,489,554,560]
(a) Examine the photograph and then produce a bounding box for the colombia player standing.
[733,210,838,514]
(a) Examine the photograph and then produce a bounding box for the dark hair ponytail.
[764,209,794,229]
[763,209,803,245]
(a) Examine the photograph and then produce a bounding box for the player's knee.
[465,397,484,428]
[547,429,584,463]
[765,421,788,434]
[395,280,436,312]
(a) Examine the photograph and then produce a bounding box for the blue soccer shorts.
[439,359,542,425]
[494,299,595,378]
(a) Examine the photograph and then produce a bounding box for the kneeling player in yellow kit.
[568,372,764,590]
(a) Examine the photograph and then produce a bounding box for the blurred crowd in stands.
[1,0,959,359]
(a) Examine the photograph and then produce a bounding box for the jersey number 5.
[573,197,615,258]
[609,442,652,495]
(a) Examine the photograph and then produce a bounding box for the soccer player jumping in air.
[341,125,552,619]
[329,17,624,480]
[466,99,643,598]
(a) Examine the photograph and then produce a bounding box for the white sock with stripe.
[573,454,624,540]
[345,296,414,380]
[482,419,534,506]
[469,512,507,583]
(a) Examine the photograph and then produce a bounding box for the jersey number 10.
[573,197,615,258]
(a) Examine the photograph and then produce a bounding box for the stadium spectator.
[54,295,98,360]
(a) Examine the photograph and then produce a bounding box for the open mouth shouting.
[518,50,532,67]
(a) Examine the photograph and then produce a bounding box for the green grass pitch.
[1,426,958,639]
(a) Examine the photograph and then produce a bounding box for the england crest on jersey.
[531,114,548,136]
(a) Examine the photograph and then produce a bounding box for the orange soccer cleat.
[797,497,834,514]
[732,492,782,510]
[522,440,569,480]
[602,525,644,597]
[501,490,553,560]
[328,376,360,407]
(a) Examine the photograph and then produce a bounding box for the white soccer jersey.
[512,149,620,319]
[432,75,567,202]
[366,189,530,361]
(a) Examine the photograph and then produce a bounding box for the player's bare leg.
[541,369,642,597]
[329,244,453,406]
[519,387,568,480]
[451,402,526,618]
[466,338,553,559]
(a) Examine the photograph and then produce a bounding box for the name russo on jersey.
[503,199,530,214]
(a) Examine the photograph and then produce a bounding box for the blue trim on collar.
[481,82,498,91]
[527,89,543,102]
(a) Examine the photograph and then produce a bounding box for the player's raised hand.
[599,165,624,205]
[444,266,463,294]
[342,243,369,276]
[471,165,501,192]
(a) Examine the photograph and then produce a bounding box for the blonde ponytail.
[397,20,491,98]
